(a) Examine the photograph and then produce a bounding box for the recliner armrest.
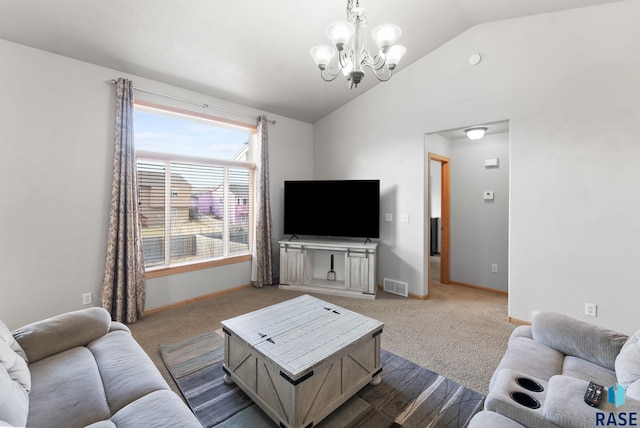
[13,307,113,363]
[509,325,533,343]
[544,375,640,428]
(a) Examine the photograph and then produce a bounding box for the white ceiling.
[0,0,622,123]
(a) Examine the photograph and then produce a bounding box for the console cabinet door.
[345,251,370,292]
[280,246,305,285]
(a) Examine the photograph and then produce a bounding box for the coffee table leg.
[370,375,382,386]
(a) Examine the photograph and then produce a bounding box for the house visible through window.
[134,102,256,272]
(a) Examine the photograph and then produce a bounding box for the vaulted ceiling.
[0,0,622,123]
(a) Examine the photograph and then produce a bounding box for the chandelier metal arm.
[361,62,393,82]
[369,54,387,72]
[319,67,342,82]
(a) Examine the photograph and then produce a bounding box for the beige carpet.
[129,263,515,398]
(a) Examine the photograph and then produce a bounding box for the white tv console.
[278,238,378,299]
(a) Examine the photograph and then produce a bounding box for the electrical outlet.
[585,303,597,317]
[491,264,498,273]
[82,292,93,305]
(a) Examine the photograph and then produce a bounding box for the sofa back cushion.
[0,321,30,427]
[615,329,640,399]
[532,312,628,371]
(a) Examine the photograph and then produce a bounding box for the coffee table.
[221,294,384,428]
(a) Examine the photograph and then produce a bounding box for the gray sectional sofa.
[0,307,202,427]
[470,311,640,427]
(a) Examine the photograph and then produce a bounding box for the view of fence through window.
[134,104,255,269]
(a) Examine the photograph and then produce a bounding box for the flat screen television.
[283,180,380,239]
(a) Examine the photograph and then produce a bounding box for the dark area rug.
[160,331,484,427]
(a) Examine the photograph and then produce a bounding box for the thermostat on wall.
[484,191,494,200]
[485,158,499,167]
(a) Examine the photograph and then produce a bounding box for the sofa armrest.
[509,325,532,343]
[544,375,640,428]
[109,321,131,334]
[532,312,628,370]
[12,307,112,363]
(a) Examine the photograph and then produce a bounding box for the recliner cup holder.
[510,391,541,409]
[516,377,544,392]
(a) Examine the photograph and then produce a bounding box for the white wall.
[0,39,313,329]
[313,0,640,333]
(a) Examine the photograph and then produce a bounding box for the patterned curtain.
[100,78,146,323]
[252,116,274,287]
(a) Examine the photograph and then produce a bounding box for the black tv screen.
[284,180,380,239]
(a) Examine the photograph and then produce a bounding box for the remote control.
[584,381,604,408]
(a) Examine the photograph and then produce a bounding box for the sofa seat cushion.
[87,330,170,414]
[562,356,617,386]
[27,347,110,428]
[615,329,640,399]
[490,336,564,390]
[109,390,202,428]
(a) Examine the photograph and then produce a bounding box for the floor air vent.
[383,278,408,297]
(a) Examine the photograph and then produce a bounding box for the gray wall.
[0,39,314,329]
[450,133,509,291]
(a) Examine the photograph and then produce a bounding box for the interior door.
[428,153,450,284]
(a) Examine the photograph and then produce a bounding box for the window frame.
[134,101,257,278]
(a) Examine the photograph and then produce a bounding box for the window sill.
[145,254,252,278]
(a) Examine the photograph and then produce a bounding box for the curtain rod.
[108,79,276,125]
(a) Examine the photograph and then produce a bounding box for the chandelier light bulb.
[326,22,355,50]
[384,45,406,69]
[371,24,402,50]
[341,58,353,76]
[310,46,336,69]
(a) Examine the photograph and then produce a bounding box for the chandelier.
[309,0,406,89]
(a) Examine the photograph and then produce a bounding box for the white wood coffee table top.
[221,294,384,379]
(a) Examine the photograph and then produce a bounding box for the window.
[135,102,256,274]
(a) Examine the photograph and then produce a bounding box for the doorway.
[425,121,510,295]
[428,153,450,284]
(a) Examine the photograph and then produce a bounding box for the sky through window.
[134,107,253,160]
